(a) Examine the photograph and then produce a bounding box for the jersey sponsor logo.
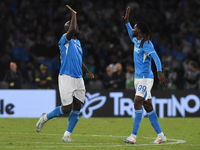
[81,92,106,118]
[134,47,140,53]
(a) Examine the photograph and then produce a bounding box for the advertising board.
[0,90,56,118]
[79,90,200,118]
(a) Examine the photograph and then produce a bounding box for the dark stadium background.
[0,0,200,90]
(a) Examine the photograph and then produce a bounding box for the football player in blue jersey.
[122,7,168,144]
[36,5,94,142]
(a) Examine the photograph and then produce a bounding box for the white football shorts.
[58,74,86,106]
[134,78,154,100]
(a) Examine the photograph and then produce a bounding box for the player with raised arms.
[122,7,168,144]
[36,5,94,142]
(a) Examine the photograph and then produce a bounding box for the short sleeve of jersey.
[133,37,137,44]
[59,34,69,45]
[143,40,155,55]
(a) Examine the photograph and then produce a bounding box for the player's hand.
[86,72,94,79]
[66,5,77,14]
[122,6,130,24]
[157,71,168,86]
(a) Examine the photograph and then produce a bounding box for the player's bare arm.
[122,6,130,24]
[150,52,168,87]
[66,5,77,40]
[82,62,94,79]
[157,71,168,86]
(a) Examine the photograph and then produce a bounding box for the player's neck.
[136,34,144,41]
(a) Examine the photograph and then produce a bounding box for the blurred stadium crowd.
[0,0,200,90]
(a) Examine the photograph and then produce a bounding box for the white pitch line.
[0,132,186,148]
[189,144,200,146]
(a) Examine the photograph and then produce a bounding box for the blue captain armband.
[150,52,162,72]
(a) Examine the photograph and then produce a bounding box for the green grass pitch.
[0,117,199,150]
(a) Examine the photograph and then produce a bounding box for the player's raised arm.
[123,7,134,42]
[122,7,130,24]
[66,5,77,41]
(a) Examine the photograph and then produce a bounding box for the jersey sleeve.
[59,34,69,45]
[150,52,162,72]
[143,40,155,55]
[125,22,136,43]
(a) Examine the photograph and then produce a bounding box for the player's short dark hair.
[136,22,152,48]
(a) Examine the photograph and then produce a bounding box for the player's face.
[132,24,139,37]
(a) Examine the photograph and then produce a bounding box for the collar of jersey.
[136,38,143,42]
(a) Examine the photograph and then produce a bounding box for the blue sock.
[148,110,162,134]
[46,106,64,120]
[66,110,80,133]
[132,109,143,135]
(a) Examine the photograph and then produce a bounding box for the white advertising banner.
[0,90,56,118]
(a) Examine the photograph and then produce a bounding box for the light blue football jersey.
[126,23,156,79]
[132,38,155,79]
[58,34,82,78]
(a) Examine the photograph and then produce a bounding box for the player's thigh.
[143,99,153,112]
[73,96,82,111]
[134,78,153,100]
[58,75,74,106]
[134,95,145,109]
[73,78,86,104]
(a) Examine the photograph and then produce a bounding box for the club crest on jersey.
[134,47,140,53]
